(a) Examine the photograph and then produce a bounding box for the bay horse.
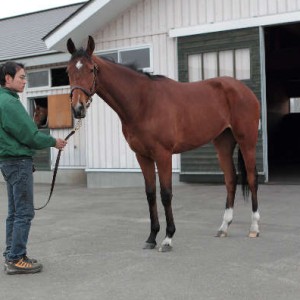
[33,105,48,128]
[67,36,260,252]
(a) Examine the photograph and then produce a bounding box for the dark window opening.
[51,68,69,87]
[32,97,48,128]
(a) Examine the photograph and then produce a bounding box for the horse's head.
[67,36,98,119]
[33,105,48,128]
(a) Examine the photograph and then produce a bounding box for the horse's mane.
[100,56,167,81]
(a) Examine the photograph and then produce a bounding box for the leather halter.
[69,63,98,107]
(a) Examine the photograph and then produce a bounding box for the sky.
[0,0,86,19]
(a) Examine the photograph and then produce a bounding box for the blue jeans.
[0,158,35,261]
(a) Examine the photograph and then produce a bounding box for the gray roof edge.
[42,1,89,41]
[0,2,87,21]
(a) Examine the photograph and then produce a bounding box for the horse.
[33,104,48,128]
[66,36,260,252]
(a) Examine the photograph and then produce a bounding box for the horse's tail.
[237,148,250,200]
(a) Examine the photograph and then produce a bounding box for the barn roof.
[0,2,86,62]
[43,0,141,52]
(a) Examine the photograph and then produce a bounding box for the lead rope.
[34,119,83,210]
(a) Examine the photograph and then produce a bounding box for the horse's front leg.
[156,152,176,252]
[136,154,160,249]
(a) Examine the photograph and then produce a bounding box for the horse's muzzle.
[72,106,86,119]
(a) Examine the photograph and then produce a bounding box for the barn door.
[178,27,264,183]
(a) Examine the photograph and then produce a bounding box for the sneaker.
[4,255,37,271]
[5,257,42,275]
[22,255,38,264]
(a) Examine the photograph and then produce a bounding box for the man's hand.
[55,138,67,150]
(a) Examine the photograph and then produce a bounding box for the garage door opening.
[265,23,300,183]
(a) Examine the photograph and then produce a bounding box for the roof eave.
[43,0,141,53]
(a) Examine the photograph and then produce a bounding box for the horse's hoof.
[248,231,259,238]
[215,230,227,238]
[143,242,156,250]
[158,244,173,252]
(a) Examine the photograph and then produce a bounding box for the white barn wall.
[84,0,300,187]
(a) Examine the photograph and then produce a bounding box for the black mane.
[101,56,166,81]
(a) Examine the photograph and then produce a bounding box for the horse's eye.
[90,69,94,73]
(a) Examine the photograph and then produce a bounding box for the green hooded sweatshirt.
[0,87,56,160]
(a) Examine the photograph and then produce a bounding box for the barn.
[1,0,300,187]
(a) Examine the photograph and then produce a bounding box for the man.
[0,61,67,275]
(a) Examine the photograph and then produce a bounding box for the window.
[120,48,150,69]
[32,97,48,128]
[27,71,49,88]
[51,68,69,87]
[99,46,152,71]
[27,67,69,89]
[100,52,118,62]
[188,48,251,82]
[290,98,300,113]
[30,94,73,129]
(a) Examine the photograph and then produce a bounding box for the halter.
[69,63,98,108]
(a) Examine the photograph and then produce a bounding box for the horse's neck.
[95,58,143,122]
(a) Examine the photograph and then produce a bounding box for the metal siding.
[85,97,141,170]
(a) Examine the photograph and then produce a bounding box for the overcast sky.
[0,0,86,19]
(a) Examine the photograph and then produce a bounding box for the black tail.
[238,149,250,200]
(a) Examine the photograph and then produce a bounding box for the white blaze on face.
[76,60,83,70]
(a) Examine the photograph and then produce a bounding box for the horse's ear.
[86,36,95,56]
[67,38,76,54]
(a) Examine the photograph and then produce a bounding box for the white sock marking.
[218,208,233,232]
[161,237,172,246]
[250,211,260,233]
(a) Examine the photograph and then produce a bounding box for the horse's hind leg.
[213,129,237,237]
[136,154,160,249]
[238,145,260,238]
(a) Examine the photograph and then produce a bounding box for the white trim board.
[169,11,300,38]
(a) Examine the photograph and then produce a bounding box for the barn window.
[120,48,151,70]
[27,67,69,89]
[51,67,69,87]
[100,52,118,62]
[290,98,300,113]
[203,52,218,79]
[235,49,251,80]
[30,94,72,129]
[188,48,250,82]
[27,70,49,88]
[99,46,152,71]
[219,50,234,77]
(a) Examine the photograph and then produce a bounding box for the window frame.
[27,66,70,90]
[96,45,153,73]
[188,48,251,82]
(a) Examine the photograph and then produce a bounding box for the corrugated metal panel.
[95,0,300,44]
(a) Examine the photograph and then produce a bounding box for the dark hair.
[0,61,25,86]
